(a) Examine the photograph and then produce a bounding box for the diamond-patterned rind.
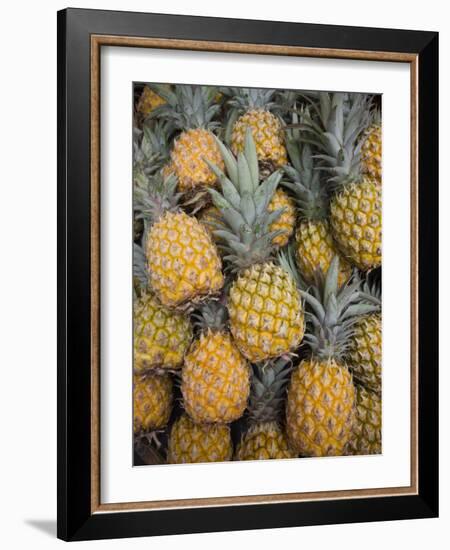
[133,373,173,434]
[134,293,193,372]
[136,86,166,116]
[171,128,224,191]
[330,179,382,270]
[346,384,382,455]
[182,331,250,424]
[231,109,287,168]
[347,313,382,393]
[228,263,305,362]
[146,211,224,308]
[236,421,296,460]
[361,124,382,183]
[286,359,356,457]
[167,414,233,464]
[295,219,352,286]
[268,189,296,247]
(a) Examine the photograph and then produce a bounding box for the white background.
[0,1,447,549]
[102,47,411,503]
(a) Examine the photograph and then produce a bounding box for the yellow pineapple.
[237,358,296,461]
[237,422,294,460]
[136,85,166,118]
[228,263,304,362]
[135,172,224,309]
[134,291,193,373]
[360,109,382,183]
[346,275,382,393]
[282,123,351,285]
[346,384,382,455]
[133,372,173,434]
[286,257,377,456]
[225,88,287,176]
[182,301,250,424]
[206,131,304,362]
[148,84,224,192]
[267,189,296,247]
[167,414,233,464]
[304,93,382,270]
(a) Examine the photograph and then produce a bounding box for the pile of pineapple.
[133,84,382,464]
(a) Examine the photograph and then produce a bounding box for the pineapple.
[134,172,224,308]
[167,414,233,464]
[285,257,376,456]
[198,190,295,249]
[134,291,193,372]
[346,384,382,455]
[148,84,224,192]
[182,300,250,424]
[133,243,193,372]
[224,87,287,176]
[304,93,382,271]
[133,372,173,434]
[237,422,294,461]
[136,85,166,118]
[206,130,305,362]
[267,189,296,247]
[282,117,352,285]
[236,358,296,460]
[346,274,382,393]
[360,109,382,183]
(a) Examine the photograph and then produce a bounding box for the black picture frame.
[57,7,438,541]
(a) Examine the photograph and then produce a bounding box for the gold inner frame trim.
[90,34,419,514]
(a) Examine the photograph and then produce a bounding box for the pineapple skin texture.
[228,263,305,362]
[236,421,296,460]
[268,189,296,247]
[171,128,224,191]
[286,359,356,457]
[346,313,382,393]
[231,109,287,169]
[361,124,382,184]
[182,331,250,424]
[295,219,352,286]
[346,384,381,455]
[167,414,233,464]
[330,179,382,271]
[133,373,173,434]
[134,293,193,372]
[146,211,224,308]
[137,86,166,116]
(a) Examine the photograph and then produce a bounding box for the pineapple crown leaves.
[191,297,229,334]
[204,129,284,270]
[133,119,174,182]
[148,84,221,131]
[133,243,150,300]
[355,270,382,310]
[221,87,279,112]
[281,108,329,220]
[134,172,182,224]
[248,356,293,424]
[298,92,373,187]
[277,245,308,292]
[133,243,149,289]
[300,256,378,361]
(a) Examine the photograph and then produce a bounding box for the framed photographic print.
[57,8,439,541]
